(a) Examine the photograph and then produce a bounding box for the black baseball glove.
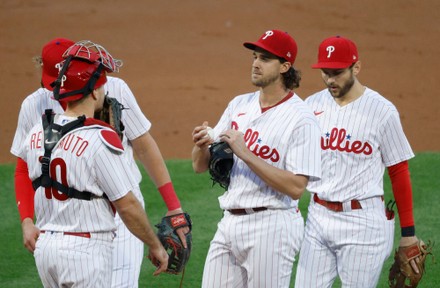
[208,141,234,190]
[94,95,125,139]
[154,213,192,274]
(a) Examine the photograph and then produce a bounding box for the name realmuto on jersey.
[322,127,372,155]
[30,130,89,157]
[232,121,280,162]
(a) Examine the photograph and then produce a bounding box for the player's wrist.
[158,182,181,211]
[401,225,415,237]
[21,217,34,228]
[166,208,183,216]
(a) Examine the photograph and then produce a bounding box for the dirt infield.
[1,0,439,164]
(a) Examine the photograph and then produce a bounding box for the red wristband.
[158,182,181,211]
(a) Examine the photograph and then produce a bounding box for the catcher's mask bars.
[51,40,122,102]
[63,40,123,73]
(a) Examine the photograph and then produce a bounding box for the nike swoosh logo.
[45,139,58,145]
[314,111,324,116]
[237,113,246,117]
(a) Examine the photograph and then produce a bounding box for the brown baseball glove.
[94,95,125,140]
[388,239,433,288]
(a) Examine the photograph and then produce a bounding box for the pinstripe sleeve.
[108,78,151,141]
[286,117,322,180]
[213,100,234,138]
[379,110,414,166]
[94,148,138,201]
[11,98,39,156]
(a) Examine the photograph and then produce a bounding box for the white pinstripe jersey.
[17,115,138,232]
[305,87,414,201]
[213,91,322,210]
[10,76,151,200]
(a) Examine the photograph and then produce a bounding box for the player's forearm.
[388,160,415,236]
[191,145,210,173]
[132,132,171,187]
[132,133,182,211]
[241,151,308,199]
[15,158,35,222]
[113,192,162,248]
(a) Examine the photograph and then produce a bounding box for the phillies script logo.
[232,121,280,162]
[322,128,372,155]
[244,129,280,162]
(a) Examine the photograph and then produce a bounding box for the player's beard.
[327,73,355,99]
[251,70,280,88]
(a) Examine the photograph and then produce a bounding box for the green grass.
[1,153,438,287]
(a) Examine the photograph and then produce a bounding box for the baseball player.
[10,39,189,287]
[16,50,169,287]
[295,35,420,287]
[192,30,321,288]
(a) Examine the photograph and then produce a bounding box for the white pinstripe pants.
[34,231,115,288]
[202,208,304,288]
[295,196,394,288]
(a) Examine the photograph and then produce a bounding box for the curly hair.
[278,57,301,90]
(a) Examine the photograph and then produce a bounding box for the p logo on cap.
[312,36,358,69]
[243,29,298,65]
[41,38,75,90]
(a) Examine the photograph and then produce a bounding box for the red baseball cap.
[41,38,75,90]
[312,36,358,69]
[243,30,298,65]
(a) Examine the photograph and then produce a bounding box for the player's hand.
[399,235,420,274]
[148,245,169,276]
[219,129,250,160]
[21,218,40,254]
[192,121,213,148]
[166,208,190,248]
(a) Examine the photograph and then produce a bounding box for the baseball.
[204,127,215,140]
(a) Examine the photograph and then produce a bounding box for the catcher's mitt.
[389,239,434,288]
[154,213,192,274]
[208,141,234,190]
[94,95,125,139]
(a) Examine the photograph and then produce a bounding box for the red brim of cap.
[243,42,281,59]
[311,62,353,69]
[41,71,57,91]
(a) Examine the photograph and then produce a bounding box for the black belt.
[227,207,268,215]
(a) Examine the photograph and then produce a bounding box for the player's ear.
[280,61,291,74]
[90,90,98,100]
[91,88,102,100]
[352,61,361,75]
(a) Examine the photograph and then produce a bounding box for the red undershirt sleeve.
[15,157,35,222]
[158,182,181,211]
[387,160,415,236]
